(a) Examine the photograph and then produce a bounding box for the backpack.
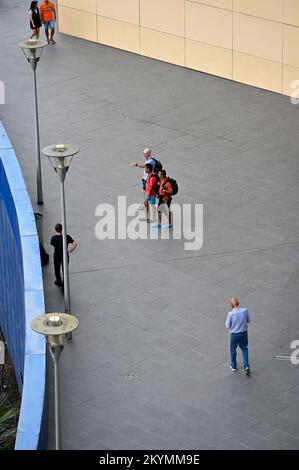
[150,157,163,173]
[163,177,178,196]
[40,244,49,266]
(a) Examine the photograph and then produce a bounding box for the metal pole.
[33,67,43,204]
[60,180,71,313]
[53,353,62,450]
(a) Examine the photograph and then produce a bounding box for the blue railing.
[0,122,47,450]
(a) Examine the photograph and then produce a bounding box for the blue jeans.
[44,20,55,30]
[230,331,249,369]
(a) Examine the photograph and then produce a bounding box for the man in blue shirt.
[225,297,251,375]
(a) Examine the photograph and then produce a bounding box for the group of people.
[28,0,56,44]
[47,147,251,374]
[131,148,174,228]
[131,149,251,375]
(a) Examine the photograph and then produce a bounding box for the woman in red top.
[154,169,173,228]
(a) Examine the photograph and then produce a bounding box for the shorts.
[144,195,156,205]
[44,20,55,30]
[158,196,172,209]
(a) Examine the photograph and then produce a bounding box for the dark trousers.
[54,257,63,284]
[230,331,249,369]
[54,256,69,284]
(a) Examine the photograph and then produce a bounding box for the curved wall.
[0,122,47,450]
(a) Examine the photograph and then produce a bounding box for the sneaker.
[50,39,56,44]
[54,280,63,287]
[162,224,173,229]
[230,366,237,371]
[245,367,251,376]
[151,223,161,228]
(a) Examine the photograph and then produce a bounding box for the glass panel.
[51,156,72,170]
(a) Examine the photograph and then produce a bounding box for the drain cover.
[124,374,138,380]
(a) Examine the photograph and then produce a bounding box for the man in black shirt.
[51,223,77,290]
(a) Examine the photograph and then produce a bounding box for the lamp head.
[42,144,79,182]
[18,38,48,70]
[31,313,79,350]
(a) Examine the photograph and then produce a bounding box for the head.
[143,148,151,160]
[30,1,38,10]
[159,169,167,180]
[55,223,63,234]
[145,163,153,174]
[230,297,239,309]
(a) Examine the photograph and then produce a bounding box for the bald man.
[131,148,157,191]
[225,297,251,375]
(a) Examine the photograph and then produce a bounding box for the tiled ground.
[1,0,299,450]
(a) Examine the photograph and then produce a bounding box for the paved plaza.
[1,1,299,450]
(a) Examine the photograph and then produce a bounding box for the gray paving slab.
[1,0,299,450]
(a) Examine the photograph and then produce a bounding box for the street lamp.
[42,144,79,313]
[18,38,48,205]
[31,313,79,450]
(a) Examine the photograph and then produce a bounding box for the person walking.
[225,297,251,375]
[40,0,56,44]
[29,1,42,39]
[51,223,77,292]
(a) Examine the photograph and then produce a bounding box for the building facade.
[57,1,299,96]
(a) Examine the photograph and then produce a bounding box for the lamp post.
[42,144,79,314]
[31,313,79,450]
[18,38,48,205]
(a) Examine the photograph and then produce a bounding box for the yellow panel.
[234,13,283,62]
[58,0,97,14]
[185,2,232,49]
[140,0,184,37]
[234,0,283,22]
[140,28,184,66]
[58,6,97,42]
[98,17,140,53]
[282,65,299,96]
[189,0,232,9]
[97,0,139,25]
[233,52,282,93]
[186,39,232,79]
[283,25,299,68]
[284,0,299,27]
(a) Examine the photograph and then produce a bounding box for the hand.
[130,162,137,166]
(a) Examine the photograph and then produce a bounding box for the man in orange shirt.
[40,0,56,45]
